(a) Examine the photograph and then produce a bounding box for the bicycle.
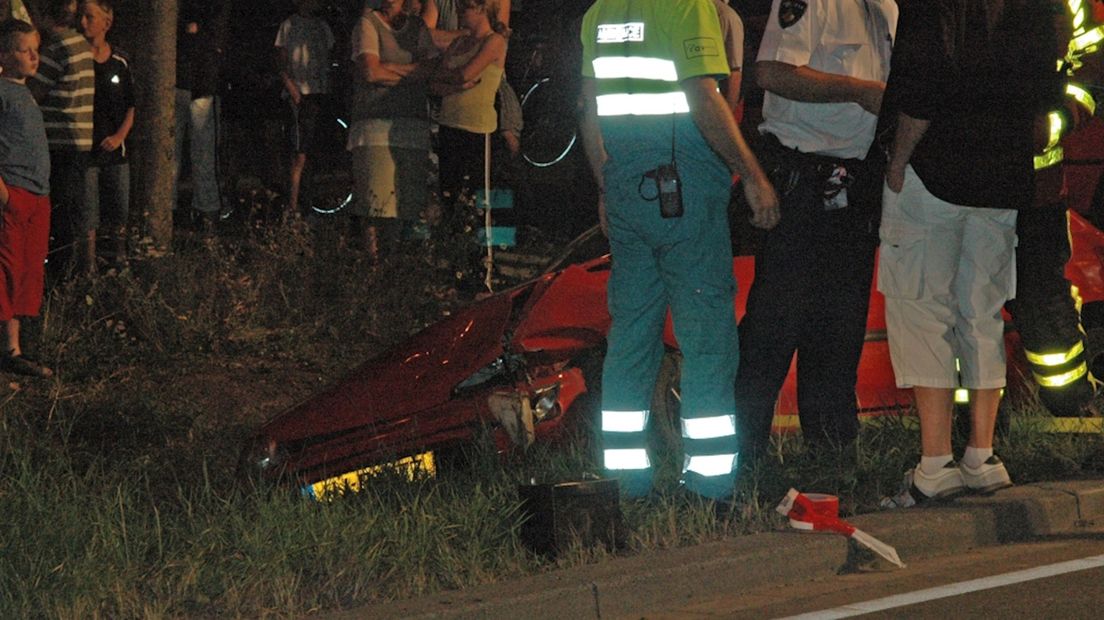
[512,35,580,169]
[306,113,354,216]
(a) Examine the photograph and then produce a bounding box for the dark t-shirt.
[884,0,1063,209]
[92,51,136,167]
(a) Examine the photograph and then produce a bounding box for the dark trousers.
[437,125,487,207]
[1006,204,1095,414]
[735,138,879,454]
[47,149,89,271]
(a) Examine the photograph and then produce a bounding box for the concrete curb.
[340,479,1104,620]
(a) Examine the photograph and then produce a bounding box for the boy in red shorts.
[0,19,54,377]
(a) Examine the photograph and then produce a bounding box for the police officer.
[579,0,779,500]
[735,0,897,455]
[1006,0,1104,417]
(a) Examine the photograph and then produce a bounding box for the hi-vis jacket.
[580,0,731,119]
[1036,0,1103,171]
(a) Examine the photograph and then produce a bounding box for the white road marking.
[777,553,1104,619]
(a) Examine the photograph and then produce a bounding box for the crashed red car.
[244,183,1104,496]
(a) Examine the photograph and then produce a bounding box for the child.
[80,0,135,265]
[275,0,334,216]
[0,19,54,377]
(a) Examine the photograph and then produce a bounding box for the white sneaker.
[960,455,1013,494]
[880,461,966,509]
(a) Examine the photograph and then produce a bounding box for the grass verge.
[3,215,1104,618]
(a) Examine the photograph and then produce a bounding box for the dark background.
[11,0,774,241]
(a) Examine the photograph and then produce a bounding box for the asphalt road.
[347,481,1104,619]
[640,528,1104,619]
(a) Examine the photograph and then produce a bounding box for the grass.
[4,211,1104,617]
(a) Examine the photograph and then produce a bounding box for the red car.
[244,196,1104,497]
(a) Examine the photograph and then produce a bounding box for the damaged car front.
[241,255,613,497]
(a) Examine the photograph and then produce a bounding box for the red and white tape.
[776,488,905,568]
[776,489,854,535]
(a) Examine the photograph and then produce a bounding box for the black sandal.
[2,353,54,378]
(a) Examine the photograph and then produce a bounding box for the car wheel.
[560,347,606,466]
[650,350,685,487]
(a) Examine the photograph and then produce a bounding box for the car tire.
[650,350,686,487]
[562,346,606,466]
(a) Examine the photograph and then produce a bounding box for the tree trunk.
[132,0,177,254]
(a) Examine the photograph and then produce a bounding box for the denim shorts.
[84,162,130,232]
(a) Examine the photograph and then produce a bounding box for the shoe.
[2,353,54,378]
[960,455,1013,494]
[879,461,965,509]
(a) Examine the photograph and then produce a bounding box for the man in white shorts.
[878,0,1064,507]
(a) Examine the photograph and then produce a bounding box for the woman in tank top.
[348,0,436,259]
[431,0,506,207]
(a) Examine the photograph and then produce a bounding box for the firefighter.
[1005,0,1103,417]
[578,0,779,500]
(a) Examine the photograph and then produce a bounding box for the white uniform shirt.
[757,0,897,159]
[274,13,336,95]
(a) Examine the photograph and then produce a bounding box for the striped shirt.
[31,27,94,151]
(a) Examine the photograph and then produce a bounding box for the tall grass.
[3,214,1104,617]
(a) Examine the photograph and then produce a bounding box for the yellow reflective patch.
[1034,362,1089,387]
[1040,417,1104,433]
[1071,0,1086,29]
[1072,25,1103,53]
[1025,340,1085,367]
[1035,146,1064,170]
[309,452,436,500]
[955,388,970,404]
[1047,112,1064,150]
[1067,83,1096,115]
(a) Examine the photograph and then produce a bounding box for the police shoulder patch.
[778,0,808,28]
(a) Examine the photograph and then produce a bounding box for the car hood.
[261,286,524,443]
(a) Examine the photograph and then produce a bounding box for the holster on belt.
[757,132,885,231]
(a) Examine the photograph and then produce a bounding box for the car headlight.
[531,383,561,422]
[241,436,285,477]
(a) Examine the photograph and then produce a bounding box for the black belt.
[759,132,866,171]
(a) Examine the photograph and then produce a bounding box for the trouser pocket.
[877,213,927,300]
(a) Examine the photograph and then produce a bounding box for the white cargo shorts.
[878,165,1017,390]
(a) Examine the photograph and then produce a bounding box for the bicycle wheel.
[309,115,354,216]
[520,77,578,168]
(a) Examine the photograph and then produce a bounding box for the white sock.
[919,454,954,476]
[962,446,993,469]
